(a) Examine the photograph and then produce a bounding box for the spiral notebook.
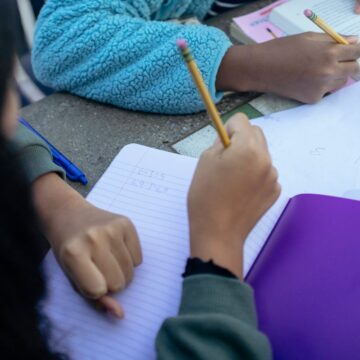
[42,82,360,359]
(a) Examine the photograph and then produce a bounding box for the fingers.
[92,249,126,293]
[252,125,269,150]
[98,295,124,319]
[60,215,142,304]
[356,0,360,14]
[207,114,270,158]
[338,61,360,77]
[225,114,270,151]
[205,114,251,155]
[269,180,282,206]
[307,32,358,45]
[94,217,141,292]
[330,77,349,92]
[336,44,360,61]
[110,240,134,283]
[326,61,360,92]
[122,218,142,266]
[225,113,251,138]
[61,252,107,299]
[304,32,339,42]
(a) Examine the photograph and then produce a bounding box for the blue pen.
[19,117,88,185]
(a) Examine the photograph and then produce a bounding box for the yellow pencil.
[177,39,231,148]
[304,9,349,45]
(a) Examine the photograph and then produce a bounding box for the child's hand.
[356,0,360,14]
[52,204,142,319]
[217,33,360,104]
[188,114,280,279]
[33,173,142,318]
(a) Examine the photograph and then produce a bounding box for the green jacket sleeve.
[156,275,272,360]
[13,123,65,183]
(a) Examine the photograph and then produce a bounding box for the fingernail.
[108,306,124,319]
[347,35,359,44]
[98,296,124,319]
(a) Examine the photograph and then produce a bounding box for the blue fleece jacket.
[32,0,233,114]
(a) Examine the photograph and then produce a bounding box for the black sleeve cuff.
[183,257,237,279]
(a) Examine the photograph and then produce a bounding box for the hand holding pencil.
[188,114,281,279]
[304,8,360,82]
[304,9,349,45]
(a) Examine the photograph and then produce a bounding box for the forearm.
[33,0,232,114]
[32,172,86,246]
[156,274,272,360]
[216,44,268,94]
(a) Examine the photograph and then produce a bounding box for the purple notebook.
[246,194,360,360]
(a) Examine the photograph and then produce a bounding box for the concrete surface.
[20,0,273,196]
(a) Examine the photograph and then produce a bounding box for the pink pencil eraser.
[176,39,188,50]
[304,9,313,18]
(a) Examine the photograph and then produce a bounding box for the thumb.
[98,295,124,319]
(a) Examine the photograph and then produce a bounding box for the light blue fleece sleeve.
[32,0,232,115]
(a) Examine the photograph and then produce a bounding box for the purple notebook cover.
[246,194,360,360]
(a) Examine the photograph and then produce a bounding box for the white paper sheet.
[270,0,360,36]
[253,81,360,198]
[42,144,287,360]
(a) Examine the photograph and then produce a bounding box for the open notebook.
[269,0,360,37]
[43,81,360,359]
[42,145,288,359]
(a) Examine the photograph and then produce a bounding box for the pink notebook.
[231,0,287,43]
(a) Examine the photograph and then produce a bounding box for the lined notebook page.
[270,0,360,37]
[42,144,288,360]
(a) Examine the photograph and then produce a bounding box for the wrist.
[183,258,238,279]
[216,45,264,93]
[190,233,244,279]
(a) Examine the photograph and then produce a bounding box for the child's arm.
[157,114,279,358]
[14,121,65,182]
[32,172,142,318]
[14,123,142,318]
[32,0,231,115]
[33,1,360,115]
[217,33,360,104]
[157,276,271,360]
[356,0,360,14]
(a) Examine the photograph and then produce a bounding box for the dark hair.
[0,1,64,358]
[0,0,16,119]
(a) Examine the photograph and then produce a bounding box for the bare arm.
[33,173,142,318]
